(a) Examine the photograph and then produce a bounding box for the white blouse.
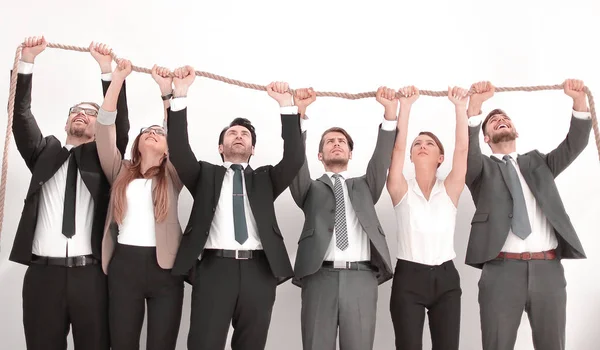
[117,178,157,247]
[394,178,457,266]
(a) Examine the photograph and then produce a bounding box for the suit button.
[212,207,216,213]
[38,181,44,186]
[328,228,333,233]
[508,213,513,218]
[205,231,209,235]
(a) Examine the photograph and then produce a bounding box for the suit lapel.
[346,178,355,203]
[213,166,227,205]
[317,174,334,191]
[244,165,254,197]
[516,154,536,193]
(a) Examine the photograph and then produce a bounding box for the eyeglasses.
[140,126,166,136]
[69,107,98,117]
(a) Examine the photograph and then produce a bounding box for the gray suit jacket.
[290,126,395,286]
[465,115,592,268]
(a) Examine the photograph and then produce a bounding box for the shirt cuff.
[97,107,117,125]
[280,106,298,115]
[170,97,187,112]
[18,61,34,74]
[300,117,308,132]
[572,109,591,120]
[468,115,483,127]
[381,118,397,131]
[101,73,112,81]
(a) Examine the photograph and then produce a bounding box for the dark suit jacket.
[9,72,129,265]
[290,127,396,286]
[166,107,304,284]
[465,115,591,268]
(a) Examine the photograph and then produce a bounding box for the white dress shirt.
[468,109,591,253]
[19,61,112,257]
[170,98,299,250]
[117,179,157,247]
[303,116,397,262]
[394,178,457,265]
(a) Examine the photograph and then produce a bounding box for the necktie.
[502,155,532,240]
[332,174,349,251]
[62,149,77,238]
[230,164,248,244]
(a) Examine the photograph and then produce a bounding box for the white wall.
[0,0,599,349]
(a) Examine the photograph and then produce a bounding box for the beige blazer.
[96,120,183,274]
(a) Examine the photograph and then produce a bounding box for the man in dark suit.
[464,79,591,350]
[9,37,130,350]
[166,67,304,350]
[289,87,396,350]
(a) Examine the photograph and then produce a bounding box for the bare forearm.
[454,105,468,151]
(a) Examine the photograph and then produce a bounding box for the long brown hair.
[111,132,169,224]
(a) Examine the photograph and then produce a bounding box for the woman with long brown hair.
[386,85,469,350]
[95,58,188,350]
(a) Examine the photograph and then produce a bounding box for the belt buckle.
[65,257,74,268]
[235,250,249,260]
[521,252,532,260]
[333,261,348,269]
[81,257,86,267]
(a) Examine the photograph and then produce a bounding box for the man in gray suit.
[289,86,397,350]
[465,79,592,350]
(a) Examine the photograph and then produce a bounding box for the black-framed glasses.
[69,106,98,117]
[140,125,166,136]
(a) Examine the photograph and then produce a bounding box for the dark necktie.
[332,174,349,250]
[230,164,248,244]
[502,155,532,239]
[62,148,77,238]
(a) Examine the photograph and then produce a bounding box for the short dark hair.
[218,118,257,161]
[482,108,507,136]
[318,127,354,153]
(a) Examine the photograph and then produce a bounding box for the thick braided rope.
[0,42,598,242]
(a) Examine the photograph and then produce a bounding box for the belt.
[31,254,99,267]
[497,249,557,261]
[322,261,374,271]
[203,249,265,260]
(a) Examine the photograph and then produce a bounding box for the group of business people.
[9,35,592,350]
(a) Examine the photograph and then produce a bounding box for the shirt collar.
[325,171,349,180]
[223,161,249,169]
[491,151,518,162]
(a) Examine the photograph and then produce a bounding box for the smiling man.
[464,80,591,350]
[10,37,129,350]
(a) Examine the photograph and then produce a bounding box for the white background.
[0,0,599,349]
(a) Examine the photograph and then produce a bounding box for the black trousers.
[22,260,109,350]
[108,244,184,350]
[390,259,462,350]
[188,250,278,350]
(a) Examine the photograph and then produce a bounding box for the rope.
[0,41,598,244]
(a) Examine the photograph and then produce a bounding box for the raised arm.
[386,86,417,206]
[464,81,495,188]
[544,79,592,177]
[12,36,48,171]
[166,66,201,193]
[96,59,132,183]
[90,42,129,158]
[288,88,316,207]
[444,86,469,206]
[152,64,184,193]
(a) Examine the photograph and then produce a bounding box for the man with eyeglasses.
[9,36,129,350]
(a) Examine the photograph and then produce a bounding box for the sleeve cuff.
[280,106,299,115]
[170,97,187,112]
[381,118,397,131]
[468,115,483,127]
[18,61,34,74]
[300,117,308,132]
[97,107,117,125]
[101,73,112,81]
[572,109,591,120]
